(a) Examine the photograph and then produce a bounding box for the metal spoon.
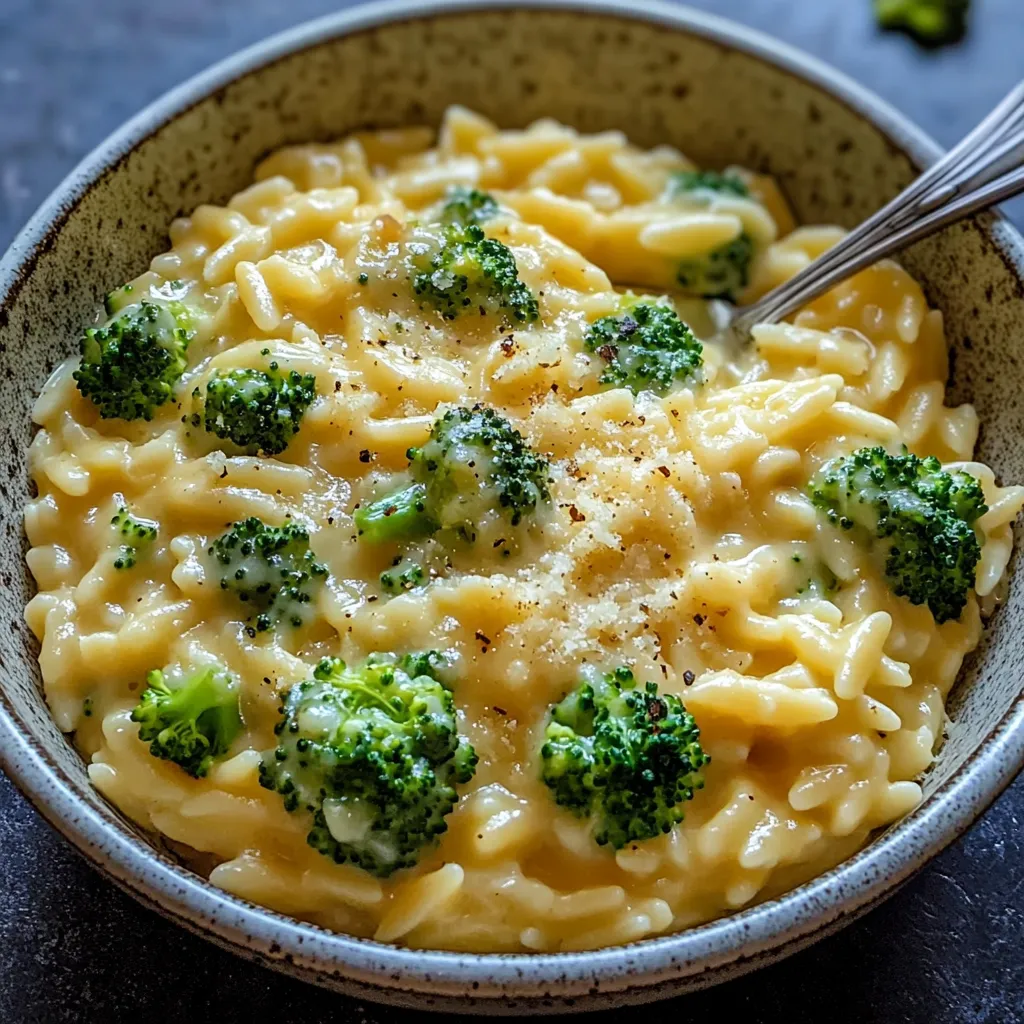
[716,80,1024,347]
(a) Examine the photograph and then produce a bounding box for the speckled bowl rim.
[2,0,1024,1011]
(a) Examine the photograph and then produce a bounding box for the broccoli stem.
[355,483,436,543]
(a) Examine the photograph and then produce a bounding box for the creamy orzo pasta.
[25,106,1024,952]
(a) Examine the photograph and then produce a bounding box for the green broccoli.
[808,446,987,623]
[209,517,327,632]
[440,185,500,226]
[130,664,242,778]
[200,362,317,456]
[412,220,538,323]
[111,505,158,570]
[792,559,840,599]
[103,283,137,315]
[380,556,427,594]
[668,170,756,301]
[74,299,193,420]
[874,0,968,45]
[676,234,754,301]
[355,405,550,544]
[541,666,709,849]
[258,651,478,877]
[669,169,750,200]
[584,302,703,394]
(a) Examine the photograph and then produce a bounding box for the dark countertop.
[1,1,1023,1021]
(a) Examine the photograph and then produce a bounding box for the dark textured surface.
[2,1,1024,1021]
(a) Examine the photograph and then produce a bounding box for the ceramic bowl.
[2,0,1023,1012]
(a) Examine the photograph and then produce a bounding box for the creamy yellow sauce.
[25,107,1024,952]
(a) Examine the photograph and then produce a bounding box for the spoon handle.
[729,81,1024,339]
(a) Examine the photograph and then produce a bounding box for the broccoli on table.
[111,505,158,570]
[355,405,550,544]
[874,0,968,46]
[131,664,242,778]
[209,517,327,632]
[541,666,709,849]
[411,217,538,322]
[74,299,193,420]
[440,185,500,226]
[200,362,317,456]
[584,302,703,394]
[258,651,478,877]
[808,446,987,623]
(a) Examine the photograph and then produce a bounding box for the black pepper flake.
[683,670,695,685]
[358,449,374,463]
[475,630,492,645]
[657,466,670,478]
[568,505,585,522]
[693,613,705,626]
[492,705,507,716]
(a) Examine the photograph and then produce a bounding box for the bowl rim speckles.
[3,0,1024,1012]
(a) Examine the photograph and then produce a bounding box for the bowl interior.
[2,2,1024,1008]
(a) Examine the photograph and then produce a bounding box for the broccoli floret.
[669,170,755,300]
[200,363,317,456]
[669,169,750,200]
[380,556,427,594]
[130,664,242,778]
[111,505,158,570]
[541,666,709,849]
[874,0,968,45]
[676,233,754,301]
[808,446,987,623]
[441,186,499,226]
[412,221,538,323]
[584,302,703,394]
[74,300,193,420]
[209,517,327,632]
[355,405,550,544]
[258,651,478,877]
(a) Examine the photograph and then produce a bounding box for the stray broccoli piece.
[874,0,968,45]
[103,283,137,316]
[676,233,754,301]
[111,505,158,570]
[541,666,709,849]
[131,664,241,778]
[380,556,427,594]
[201,363,317,456]
[258,651,477,877]
[669,169,756,300]
[669,169,750,200]
[356,405,550,544]
[585,302,703,394]
[209,517,327,632]
[412,221,538,323]
[808,446,987,623]
[794,562,840,598]
[441,186,499,226]
[74,300,193,420]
